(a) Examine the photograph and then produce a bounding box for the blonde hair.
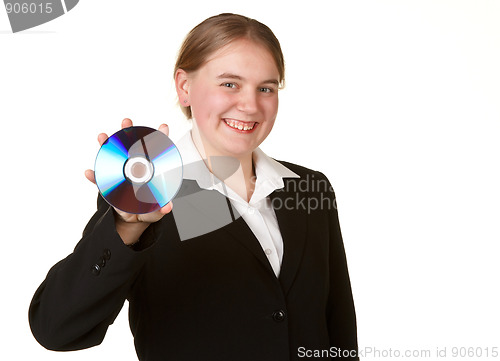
[174,13,285,119]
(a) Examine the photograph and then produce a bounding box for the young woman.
[29,13,359,361]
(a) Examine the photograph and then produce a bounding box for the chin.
[222,141,257,158]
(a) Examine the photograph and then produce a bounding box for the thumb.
[85,169,96,184]
[158,123,169,137]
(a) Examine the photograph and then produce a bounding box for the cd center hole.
[131,162,147,178]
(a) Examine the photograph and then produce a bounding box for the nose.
[236,89,258,114]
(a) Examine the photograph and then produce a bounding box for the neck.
[191,128,256,202]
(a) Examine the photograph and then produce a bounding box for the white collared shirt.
[174,131,300,277]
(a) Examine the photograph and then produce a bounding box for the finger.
[160,201,173,215]
[122,118,133,129]
[84,169,96,184]
[97,133,108,146]
[158,123,169,137]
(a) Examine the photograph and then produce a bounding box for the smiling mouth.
[222,118,258,132]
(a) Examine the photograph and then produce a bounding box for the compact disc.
[94,126,183,214]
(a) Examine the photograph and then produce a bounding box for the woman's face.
[182,38,280,159]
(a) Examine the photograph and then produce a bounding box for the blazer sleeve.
[28,195,160,351]
[323,174,359,360]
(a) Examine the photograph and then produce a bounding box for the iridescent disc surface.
[94,126,183,214]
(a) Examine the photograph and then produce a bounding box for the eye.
[221,82,237,89]
[259,87,273,93]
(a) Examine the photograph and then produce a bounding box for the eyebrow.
[216,73,280,86]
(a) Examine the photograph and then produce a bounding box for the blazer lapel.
[173,178,309,288]
[223,216,277,277]
[174,179,276,277]
[270,179,308,295]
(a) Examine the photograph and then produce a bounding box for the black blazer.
[29,161,358,361]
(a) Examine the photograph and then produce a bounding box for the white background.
[1,0,499,360]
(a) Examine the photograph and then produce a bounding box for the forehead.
[201,38,280,81]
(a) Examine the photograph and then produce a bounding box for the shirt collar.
[175,130,300,203]
[252,147,300,190]
[175,130,217,189]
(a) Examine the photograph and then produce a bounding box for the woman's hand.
[84,118,173,245]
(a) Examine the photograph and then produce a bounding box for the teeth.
[224,119,255,131]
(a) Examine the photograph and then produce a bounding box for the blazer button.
[103,249,111,260]
[272,310,286,322]
[98,257,106,268]
[91,264,101,276]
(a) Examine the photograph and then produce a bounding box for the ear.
[175,69,191,107]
